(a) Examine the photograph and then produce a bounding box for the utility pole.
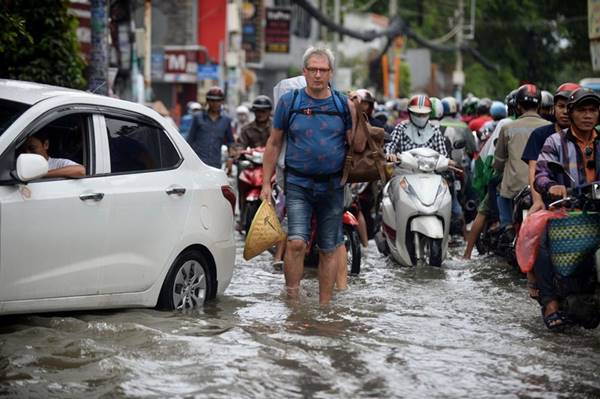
[333,0,340,64]
[144,0,152,101]
[453,0,465,104]
[88,0,108,95]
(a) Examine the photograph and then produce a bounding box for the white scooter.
[375,147,453,267]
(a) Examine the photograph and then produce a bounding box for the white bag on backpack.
[272,76,306,187]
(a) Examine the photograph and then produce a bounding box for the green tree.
[0,0,86,89]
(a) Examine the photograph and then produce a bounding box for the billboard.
[265,8,291,53]
[242,0,263,64]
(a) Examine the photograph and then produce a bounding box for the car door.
[0,112,110,302]
[91,112,193,294]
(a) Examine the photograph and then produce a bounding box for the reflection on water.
[1,239,599,398]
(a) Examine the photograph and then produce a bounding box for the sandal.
[272,260,284,270]
[542,309,569,331]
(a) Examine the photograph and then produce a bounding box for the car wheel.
[158,250,213,310]
[344,226,361,275]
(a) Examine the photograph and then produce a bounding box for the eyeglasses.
[305,67,331,75]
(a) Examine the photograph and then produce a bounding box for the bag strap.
[341,97,387,185]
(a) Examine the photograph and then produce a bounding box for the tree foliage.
[347,0,595,98]
[0,0,86,89]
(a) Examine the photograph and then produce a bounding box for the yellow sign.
[589,0,600,39]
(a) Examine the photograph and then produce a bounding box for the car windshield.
[0,99,30,137]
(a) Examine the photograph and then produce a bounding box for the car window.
[0,112,90,181]
[0,99,30,137]
[105,116,181,174]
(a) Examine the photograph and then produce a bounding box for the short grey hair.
[302,46,335,70]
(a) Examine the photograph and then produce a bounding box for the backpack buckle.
[303,108,312,116]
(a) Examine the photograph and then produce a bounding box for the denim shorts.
[286,183,344,252]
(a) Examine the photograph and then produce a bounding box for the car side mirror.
[15,153,48,182]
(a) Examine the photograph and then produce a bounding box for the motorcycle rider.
[232,105,251,141]
[468,98,493,140]
[522,83,581,214]
[239,96,273,148]
[494,84,551,228]
[384,95,454,204]
[533,88,600,329]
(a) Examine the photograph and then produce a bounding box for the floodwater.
[1,238,599,398]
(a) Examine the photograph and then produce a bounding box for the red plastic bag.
[515,210,567,273]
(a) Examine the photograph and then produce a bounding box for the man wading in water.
[260,46,364,304]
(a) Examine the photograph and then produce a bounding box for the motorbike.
[237,147,267,234]
[303,211,362,275]
[375,147,453,267]
[475,185,531,267]
[538,161,600,329]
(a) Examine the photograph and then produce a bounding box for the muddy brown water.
[1,238,599,398]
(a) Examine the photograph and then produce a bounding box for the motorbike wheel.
[475,235,488,255]
[425,237,443,267]
[244,201,260,234]
[344,226,361,275]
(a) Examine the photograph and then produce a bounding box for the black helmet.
[206,86,225,101]
[504,89,518,116]
[540,90,554,109]
[476,98,492,115]
[567,88,600,111]
[515,84,541,107]
[251,95,273,111]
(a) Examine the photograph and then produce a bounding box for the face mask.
[410,114,429,128]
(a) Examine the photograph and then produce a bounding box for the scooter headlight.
[416,155,438,172]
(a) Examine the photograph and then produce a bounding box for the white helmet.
[187,101,201,112]
[236,105,250,116]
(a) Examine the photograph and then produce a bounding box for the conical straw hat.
[243,201,286,260]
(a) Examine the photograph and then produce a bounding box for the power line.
[291,0,499,71]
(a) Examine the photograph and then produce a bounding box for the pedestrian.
[260,46,365,305]
[187,86,234,168]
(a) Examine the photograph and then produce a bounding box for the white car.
[0,79,236,315]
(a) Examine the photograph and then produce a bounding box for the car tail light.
[221,185,236,214]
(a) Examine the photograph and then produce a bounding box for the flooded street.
[1,237,600,398]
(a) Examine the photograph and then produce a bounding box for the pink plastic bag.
[515,210,567,273]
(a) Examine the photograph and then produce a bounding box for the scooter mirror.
[453,139,466,150]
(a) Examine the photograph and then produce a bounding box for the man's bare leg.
[318,249,338,304]
[335,244,348,290]
[284,239,306,298]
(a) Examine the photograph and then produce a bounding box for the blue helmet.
[490,101,507,120]
[441,96,458,115]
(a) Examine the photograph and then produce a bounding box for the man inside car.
[21,132,85,178]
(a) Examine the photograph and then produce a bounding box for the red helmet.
[206,86,225,101]
[408,95,432,114]
[554,82,581,102]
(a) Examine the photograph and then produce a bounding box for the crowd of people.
[176,45,600,330]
